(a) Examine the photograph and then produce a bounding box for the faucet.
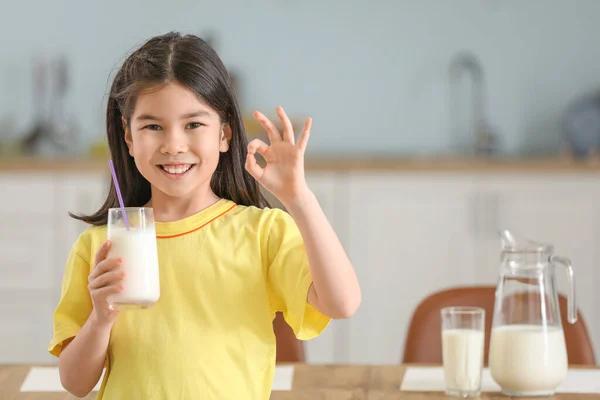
[449,51,497,156]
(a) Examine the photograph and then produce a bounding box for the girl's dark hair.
[71,31,270,225]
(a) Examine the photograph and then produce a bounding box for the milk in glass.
[106,207,160,310]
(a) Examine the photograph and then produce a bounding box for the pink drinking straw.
[108,160,130,230]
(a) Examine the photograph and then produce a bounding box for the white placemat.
[400,366,600,394]
[21,365,294,392]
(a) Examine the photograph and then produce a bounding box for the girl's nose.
[160,130,189,155]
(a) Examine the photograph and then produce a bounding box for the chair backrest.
[402,286,596,366]
[273,311,305,363]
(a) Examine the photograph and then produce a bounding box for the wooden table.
[0,364,597,400]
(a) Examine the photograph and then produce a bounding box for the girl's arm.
[282,189,361,319]
[58,314,112,397]
[245,106,361,320]
[59,241,124,396]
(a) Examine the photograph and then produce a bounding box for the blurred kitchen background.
[2,0,600,367]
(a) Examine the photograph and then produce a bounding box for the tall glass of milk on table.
[441,306,485,398]
[107,207,160,310]
[489,230,577,397]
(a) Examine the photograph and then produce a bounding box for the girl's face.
[124,82,231,201]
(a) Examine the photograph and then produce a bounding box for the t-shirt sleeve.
[265,209,331,340]
[48,236,94,358]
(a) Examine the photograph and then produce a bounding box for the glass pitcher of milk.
[489,230,576,397]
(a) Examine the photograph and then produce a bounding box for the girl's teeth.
[164,165,191,174]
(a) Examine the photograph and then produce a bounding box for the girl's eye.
[187,122,205,129]
[143,124,162,131]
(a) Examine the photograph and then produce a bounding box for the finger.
[92,283,124,301]
[297,117,312,151]
[89,257,123,282]
[94,240,112,267]
[247,138,269,156]
[276,106,294,144]
[245,151,263,181]
[254,110,282,143]
[245,139,269,181]
[88,269,126,290]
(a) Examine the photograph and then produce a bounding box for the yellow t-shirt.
[48,198,330,399]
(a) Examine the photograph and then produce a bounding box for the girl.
[49,31,360,399]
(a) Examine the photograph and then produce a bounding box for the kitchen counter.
[2,155,600,173]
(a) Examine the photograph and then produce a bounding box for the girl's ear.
[220,124,232,153]
[123,117,134,156]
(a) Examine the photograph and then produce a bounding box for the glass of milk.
[440,307,485,398]
[106,207,160,310]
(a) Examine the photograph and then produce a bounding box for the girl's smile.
[158,163,197,178]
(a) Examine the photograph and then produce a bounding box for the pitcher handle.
[550,255,577,324]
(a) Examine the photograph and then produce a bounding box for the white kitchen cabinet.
[0,289,56,364]
[2,168,600,367]
[0,172,58,364]
[342,172,478,364]
[472,173,600,362]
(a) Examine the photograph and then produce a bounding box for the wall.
[1,0,600,156]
